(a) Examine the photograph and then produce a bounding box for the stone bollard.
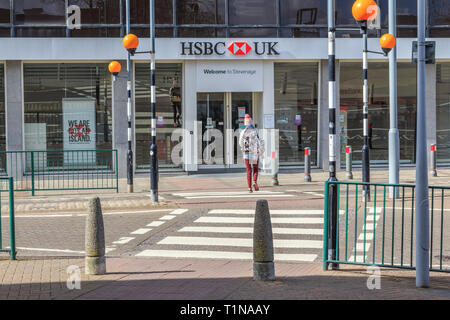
[85,197,106,275]
[271,151,279,186]
[430,144,437,177]
[304,147,312,182]
[346,146,353,179]
[253,199,275,281]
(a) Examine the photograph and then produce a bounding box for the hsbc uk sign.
[180,41,279,56]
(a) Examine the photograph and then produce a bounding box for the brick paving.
[0,257,449,300]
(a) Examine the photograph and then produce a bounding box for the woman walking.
[239,114,263,193]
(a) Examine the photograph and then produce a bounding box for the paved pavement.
[1,257,449,300]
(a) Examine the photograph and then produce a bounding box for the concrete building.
[0,0,449,180]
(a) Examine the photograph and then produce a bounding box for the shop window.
[177,0,225,25]
[130,0,173,25]
[436,63,450,163]
[178,27,226,38]
[69,0,121,24]
[430,0,450,25]
[70,27,121,37]
[135,63,183,169]
[228,0,276,25]
[229,28,277,38]
[15,27,66,37]
[274,63,318,166]
[23,63,112,168]
[130,27,173,38]
[340,62,417,166]
[15,0,66,25]
[0,64,5,152]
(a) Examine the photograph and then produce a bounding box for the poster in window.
[63,98,96,166]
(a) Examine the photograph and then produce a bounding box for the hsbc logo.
[228,42,252,55]
[181,41,279,56]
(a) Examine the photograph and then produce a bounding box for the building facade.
[0,0,449,178]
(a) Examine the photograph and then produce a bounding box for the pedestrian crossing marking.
[159,215,176,221]
[158,236,323,249]
[171,191,293,199]
[136,249,318,262]
[131,228,152,235]
[194,216,323,224]
[179,226,323,235]
[147,221,165,227]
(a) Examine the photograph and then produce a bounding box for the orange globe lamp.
[123,34,139,55]
[108,61,122,76]
[352,0,378,22]
[380,33,396,55]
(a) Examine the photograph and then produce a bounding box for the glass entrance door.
[197,92,253,167]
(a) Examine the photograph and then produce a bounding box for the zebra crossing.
[171,191,294,199]
[135,208,324,262]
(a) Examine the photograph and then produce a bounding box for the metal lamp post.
[121,0,159,202]
[352,0,396,200]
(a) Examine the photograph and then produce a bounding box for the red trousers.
[245,159,259,189]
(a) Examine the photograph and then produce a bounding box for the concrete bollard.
[85,197,106,275]
[430,144,437,177]
[346,146,353,179]
[304,147,312,182]
[271,151,279,186]
[253,200,275,281]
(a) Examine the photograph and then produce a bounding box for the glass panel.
[231,92,252,165]
[336,0,358,25]
[396,0,417,25]
[436,63,450,163]
[23,63,112,170]
[70,27,121,37]
[280,0,327,25]
[340,62,417,166]
[130,0,173,24]
[274,63,318,166]
[178,27,226,37]
[135,63,183,169]
[177,0,225,25]
[69,0,121,24]
[15,0,66,25]
[430,28,450,37]
[0,0,10,23]
[15,27,66,37]
[229,28,277,37]
[197,93,225,165]
[228,0,276,25]
[0,64,5,153]
[130,27,173,38]
[430,0,450,25]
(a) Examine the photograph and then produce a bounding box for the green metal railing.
[0,150,118,195]
[0,177,16,260]
[323,181,449,273]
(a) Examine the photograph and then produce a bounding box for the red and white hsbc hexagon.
[227,42,252,55]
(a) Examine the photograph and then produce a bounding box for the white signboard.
[196,61,263,92]
[62,98,96,166]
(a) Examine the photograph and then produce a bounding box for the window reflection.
[274,63,318,166]
[130,0,173,25]
[69,0,121,24]
[0,64,4,153]
[228,0,276,25]
[430,0,450,25]
[340,62,417,165]
[15,0,66,25]
[0,0,9,23]
[436,63,450,163]
[280,0,327,26]
[177,0,225,25]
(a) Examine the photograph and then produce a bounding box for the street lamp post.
[125,0,134,194]
[121,1,159,202]
[352,0,396,200]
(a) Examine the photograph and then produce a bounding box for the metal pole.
[388,0,400,198]
[327,0,338,270]
[150,0,158,202]
[362,24,370,200]
[415,0,430,288]
[430,144,437,177]
[346,146,353,179]
[126,0,134,193]
[304,147,311,182]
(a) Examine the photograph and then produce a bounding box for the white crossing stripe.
[179,226,323,235]
[173,191,285,197]
[131,228,152,235]
[194,216,323,224]
[136,249,317,262]
[159,215,176,221]
[112,237,135,244]
[158,236,322,249]
[170,209,189,215]
[358,233,374,241]
[147,221,165,227]
[186,194,293,199]
[208,209,324,215]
